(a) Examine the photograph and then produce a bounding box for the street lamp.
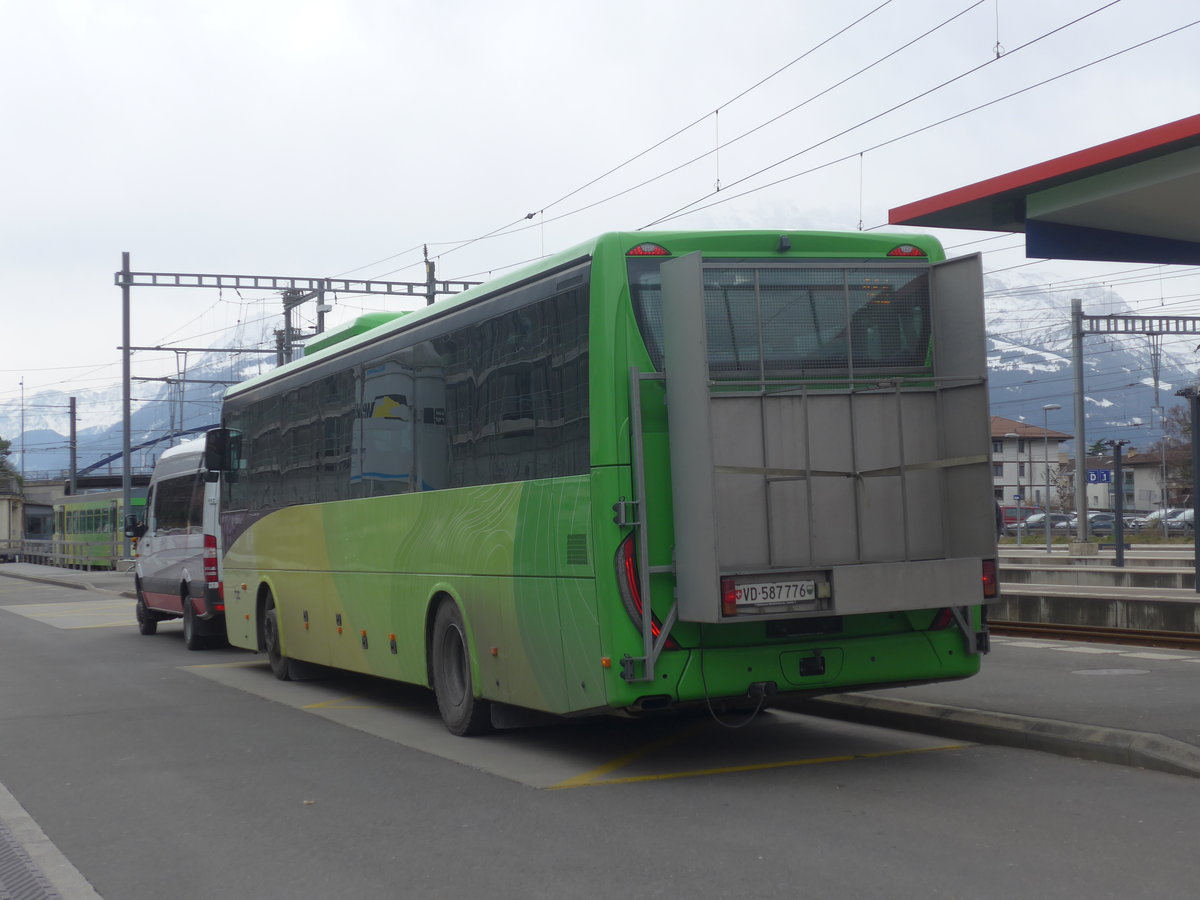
[1005,432,1023,546]
[1174,385,1200,593]
[1042,404,1061,554]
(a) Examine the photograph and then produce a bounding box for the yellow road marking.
[182,661,265,670]
[182,661,974,789]
[549,720,712,789]
[549,743,969,789]
[302,697,377,710]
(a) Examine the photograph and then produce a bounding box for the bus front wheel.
[262,593,321,681]
[431,601,492,736]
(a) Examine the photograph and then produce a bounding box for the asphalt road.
[1,577,1198,900]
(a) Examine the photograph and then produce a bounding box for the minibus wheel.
[135,583,158,636]
[182,596,205,651]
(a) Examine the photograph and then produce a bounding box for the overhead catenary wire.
[342,0,915,283]
[646,8,1195,228]
[516,0,901,222]
[423,0,993,262]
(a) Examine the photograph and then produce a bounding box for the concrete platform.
[995,545,1200,632]
[1000,545,1197,566]
[995,584,1200,631]
[1001,564,1194,590]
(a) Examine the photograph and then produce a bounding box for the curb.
[801,693,1200,780]
[0,569,137,599]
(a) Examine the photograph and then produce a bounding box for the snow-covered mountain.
[984,271,1198,443]
[3,275,1197,477]
[1,347,271,479]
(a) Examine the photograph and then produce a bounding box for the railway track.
[990,620,1200,651]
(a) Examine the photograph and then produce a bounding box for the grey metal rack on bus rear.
[621,252,995,683]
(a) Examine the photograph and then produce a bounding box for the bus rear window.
[628,259,933,378]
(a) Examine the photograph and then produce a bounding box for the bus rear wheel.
[263,598,292,681]
[431,601,492,736]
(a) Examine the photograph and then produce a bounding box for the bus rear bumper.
[634,629,979,710]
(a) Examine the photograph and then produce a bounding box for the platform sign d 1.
[1087,469,1113,484]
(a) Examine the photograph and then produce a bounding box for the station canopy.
[889,113,1200,266]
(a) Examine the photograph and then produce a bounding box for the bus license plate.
[736,580,816,606]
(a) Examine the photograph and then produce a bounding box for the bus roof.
[225,229,944,400]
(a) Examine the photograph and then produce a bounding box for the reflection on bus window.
[628,261,931,378]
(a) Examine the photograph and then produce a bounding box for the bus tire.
[135,586,158,636]
[182,597,205,651]
[263,601,292,680]
[262,592,322,680]
[431,600,492,736]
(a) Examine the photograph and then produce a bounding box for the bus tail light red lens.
[626,242,671,256]
[615,535,678,649]
[720,577,738,617]
[982,560,998,599]
[887,244,926,257]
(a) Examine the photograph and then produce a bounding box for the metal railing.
[0,539,136,571]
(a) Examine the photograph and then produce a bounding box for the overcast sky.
[2,0,1197,415]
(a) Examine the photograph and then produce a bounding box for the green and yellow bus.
[208,230,997,734]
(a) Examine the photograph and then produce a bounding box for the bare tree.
[1054,464,1073,513]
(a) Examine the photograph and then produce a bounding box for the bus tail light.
[626,242,671,256]
[615,535,679,649]
[887,244,927,257]
[930,608,955,630]
[720,577,738,617]
[204,533,225,604]
[982,559,998,599]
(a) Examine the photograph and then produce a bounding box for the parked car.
[1063,512,1119,534]
[1166,508,1194,534]
[999,505,1040,528]
[1134,508,1186,532]
[1007,512,1073,536]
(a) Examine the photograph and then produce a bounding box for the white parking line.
[1057,646,1128,654]
[995,635,1200,665]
